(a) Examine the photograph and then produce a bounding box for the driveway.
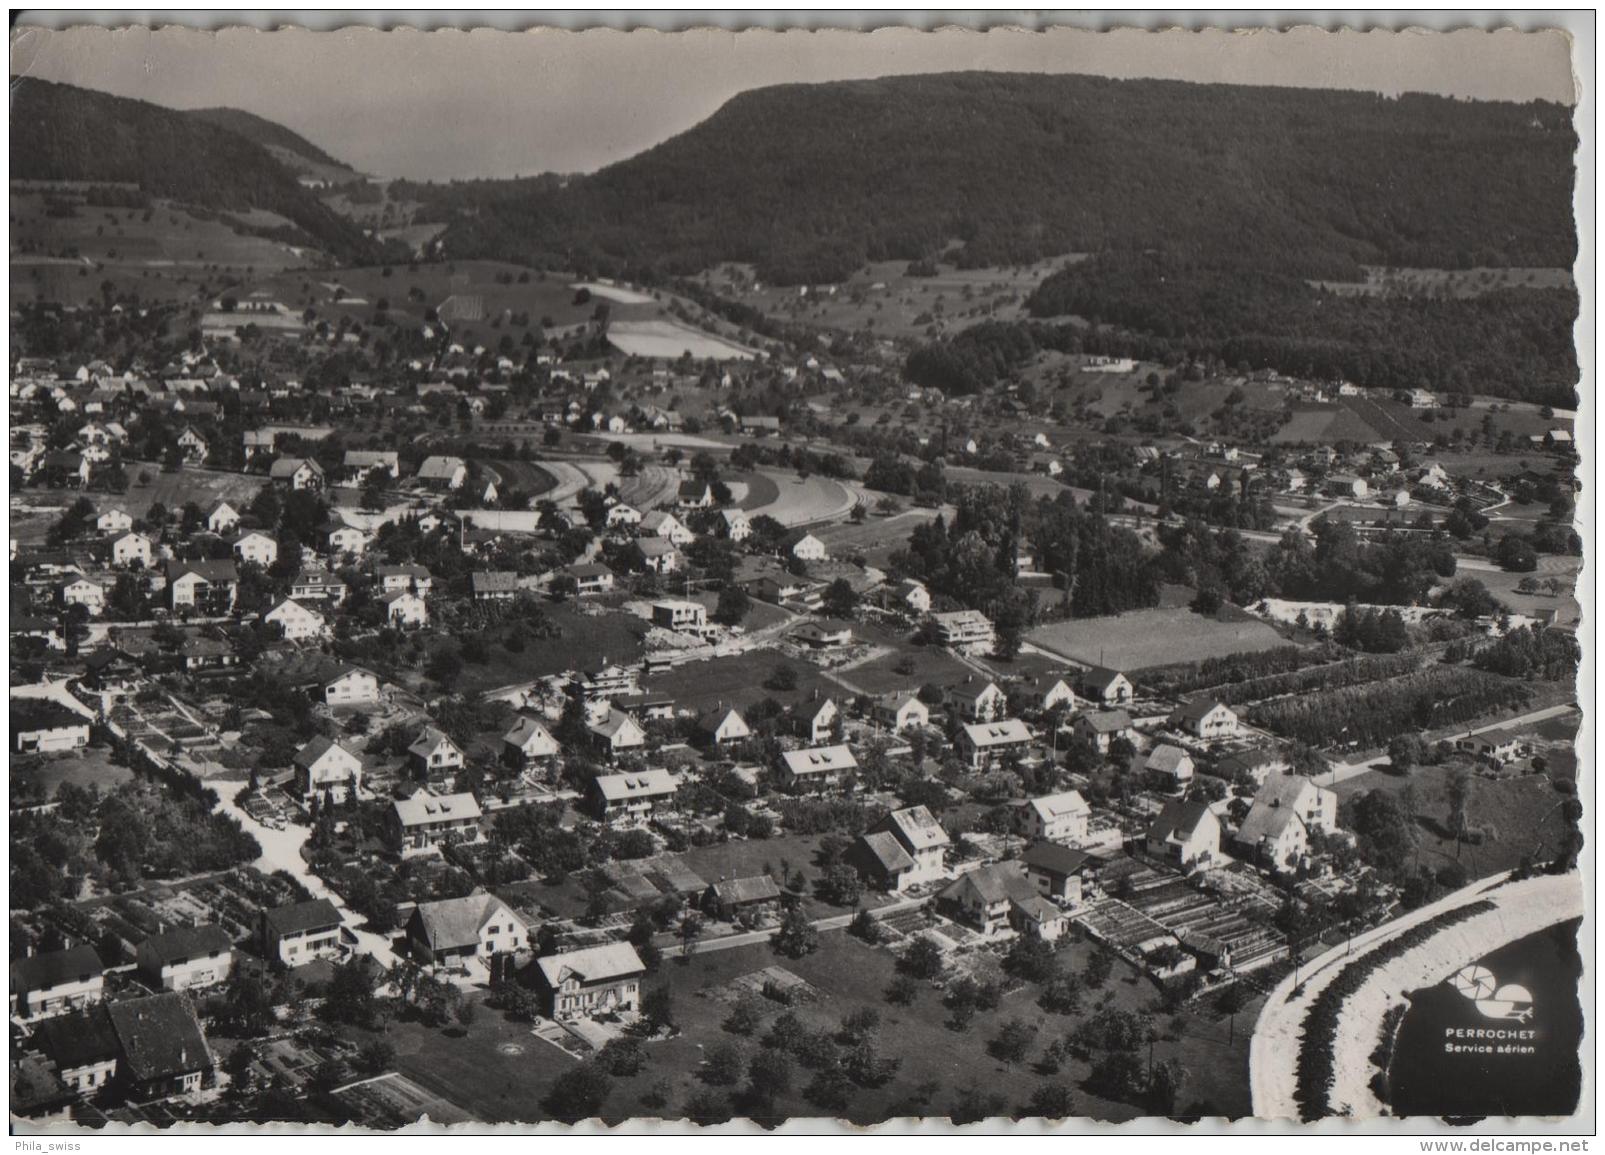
[207,779,401,971]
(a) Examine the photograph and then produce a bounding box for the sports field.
[1027,606,1291,671]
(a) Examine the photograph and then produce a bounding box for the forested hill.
[187,106,355,174]
[430,71,1577,284]
[10,79,376,263]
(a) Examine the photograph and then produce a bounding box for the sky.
[9,20,1579,181]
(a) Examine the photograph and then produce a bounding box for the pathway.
[206,779,401,971]
[665,896,931,958]
[1318,701,1581,788]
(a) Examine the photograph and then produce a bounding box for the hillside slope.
[11,78,375,263]
[431,72,1577,284]
[187,106,356,176]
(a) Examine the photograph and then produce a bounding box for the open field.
[12,747,136,803]
[832,623,977,697]
[1332,759,1576,879]
[1028,606,1291,672]
[641,647,849,715]
[11,467,268,543]
[1269,404,1386,445]
[606,318,760,361]
[1443,555,1581,629]
[814,507,942,567]
[739,471,856,527]
[437,602,651,696]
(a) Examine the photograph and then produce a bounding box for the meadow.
[1027,606,1291,672]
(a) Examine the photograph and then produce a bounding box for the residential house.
[388,790,483,856]
[503,716,560,770]
[1251,772,1340,837]
[408,727,465,779]
[637,537,682,574]
[1014,791,1091,845]
[289,569,347,603]
[846,831,919,892]
[31,1007,120,1097]
[407,892,528,966]
[792,619,854,650]
[1233,798,1309,873]
[865,806,950,888]
[606,502,642,529]
[264,598,328,642]
[342,449,400,483]
[676,480,714,510]
[12,700,92,754]
[416,455,468,490]
[104,992,213,1100]
[1022,673,1078,714]
[698,706,751,747]
[165,559,238,613]
[1213,746,1290,787]
[60,575,106,616]
[873,692,930,733]
[1021,841,1098,907]
[324,665,381,706]
[377,563,433,596]
[10,945,105,1021]
[1169,698,1239,740]
[702,875,783,922]
[323,524,369,558]
[232,530,279,568]
[931,609,995,651]
[1140,744,1196,793]
[781,529,828,562]
[1326,474,1369,499]
[650,599,708,634]
[587,709,647,759]
[1145,801,1222,870]
[292,735,363,802]
[718,509,752,542]
[136,924,234,992]
[959,718,1034,770]
[948,677,1007,722]
[175,427,209,464]
[534,942,647,1022]
[95,506,134,535]
[1074,709,1135,754]
[797,697,839,745]
[640,510,694,545]
[261,899,344,967]
[1458,729,1527,767]
[567,562,616,596]
[586,768,677,823]
[471,570,521,601]
[938,862,1068,941]
[269,457,324,490]
[1077,667,1134,707]
[889,579,932,614]
[382,589,429,628]
[777,744,858,794]
[204,501,241,535]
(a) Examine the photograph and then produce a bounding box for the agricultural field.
[1269,404,1387,446]
[606,319,760,361]
[1027,607,1291,672]
[738,471,856,527]
[700,257,1067,341]
[426,601,653,696]
[10,467,269,544]
[10,191,309,306]
[814,506,943,569]
[1441,556,1581,629]
[832,626,976,698]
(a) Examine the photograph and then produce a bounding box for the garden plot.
[721,965,823,1005]
[334,1072,475,1128]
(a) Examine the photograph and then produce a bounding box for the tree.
[1148,1059,1188,1113]
[848,908,881,943]
[1084,948,1114,989]
[544,1062,612,1123]
[1387,733,1424,774]
[1447,769,1475,857]
[773,905,819,958]
[683,1088,734,1125]
[1024,1082,1075,1120]
[989,1019,1036,1065]
[898,934,945,980]
[885,974,920,1006]
[805,1065,855,1111]
[322,956,380,1027]
[714,584,751,626]
[1004,934,1059,983]
[704,1041,747,1086]
[819,864,863,907]
[822,578,859,619]
[746,1048,793,1111]
[678,912,704,959]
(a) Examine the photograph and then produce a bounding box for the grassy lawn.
[447,602,651,694]
[834,622,974,697]
[1333,759,1577,878]
[642,647,851,715]
[12,745,135,803]
[1027,606,1291,671]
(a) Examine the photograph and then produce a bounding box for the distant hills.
[10,78,377,263]
[187,106,357,178]
[427,71,1578,284]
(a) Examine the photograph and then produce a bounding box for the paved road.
[207,780,401,971]
[664,896,931,958]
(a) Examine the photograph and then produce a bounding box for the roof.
[637,538,678,558]
[263,899,343,940]
[408,726,461,760]
[1149,799,1217,844]
[32,1005,121,1069]
[106,992,212,1081]
[417,455,466,479]
[412,892,521,953]
[1021,841,1095,878]
[708,875,783,906]
[504,716,557,749]
[941,862,1038,907]
[536,941,646,988]
[854,831,915,875]
[1145,744,1193,774]
[268,456,320,479]
[11,944,104,994]
[292,734,355,771]
[1079,709,1133,733]
[963,718,1033,747]
[589,710,645,742]
[1237,800,1305,846]
[1255,772,1323,809]
[12,699,89,732]
[1027,790,1090,823]
[594,769,676,801]
[471,571,520,594]
[677,480,710,498]
[781,744,858,776]
[1173,698,1232,724]
[138,924,233,967]
[878,805,951,852]
[1080,666,1129,691]
[393,790,481,827]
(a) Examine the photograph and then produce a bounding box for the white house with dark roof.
[407,891,528,966]
[959,718,1033,770]
[1145,800,1221,870]
[292,735,363,802]
[261,899,344,967]
[382,588,429,628]
[587,708,647,759]
[408,727,465,779]
[777,744,857,794]
[1139,744,1196,793]
[10,945,105,1021]
[324,665,381,706]
[110,531,153,569]
[1014,790,1091,845]
[1169,698,1239,740]
[873,692,930,733]
[232,530,279,568]
[136,925,234,992]
[503,715,560,769]
[587,768,677,823]
[389,790,483,856]
[1077,667,1134,706]
[867,805,950,887]
[535,942,646,1022]
[264,598,328,642]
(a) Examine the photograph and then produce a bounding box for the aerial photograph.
[6,18,1587,1137]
